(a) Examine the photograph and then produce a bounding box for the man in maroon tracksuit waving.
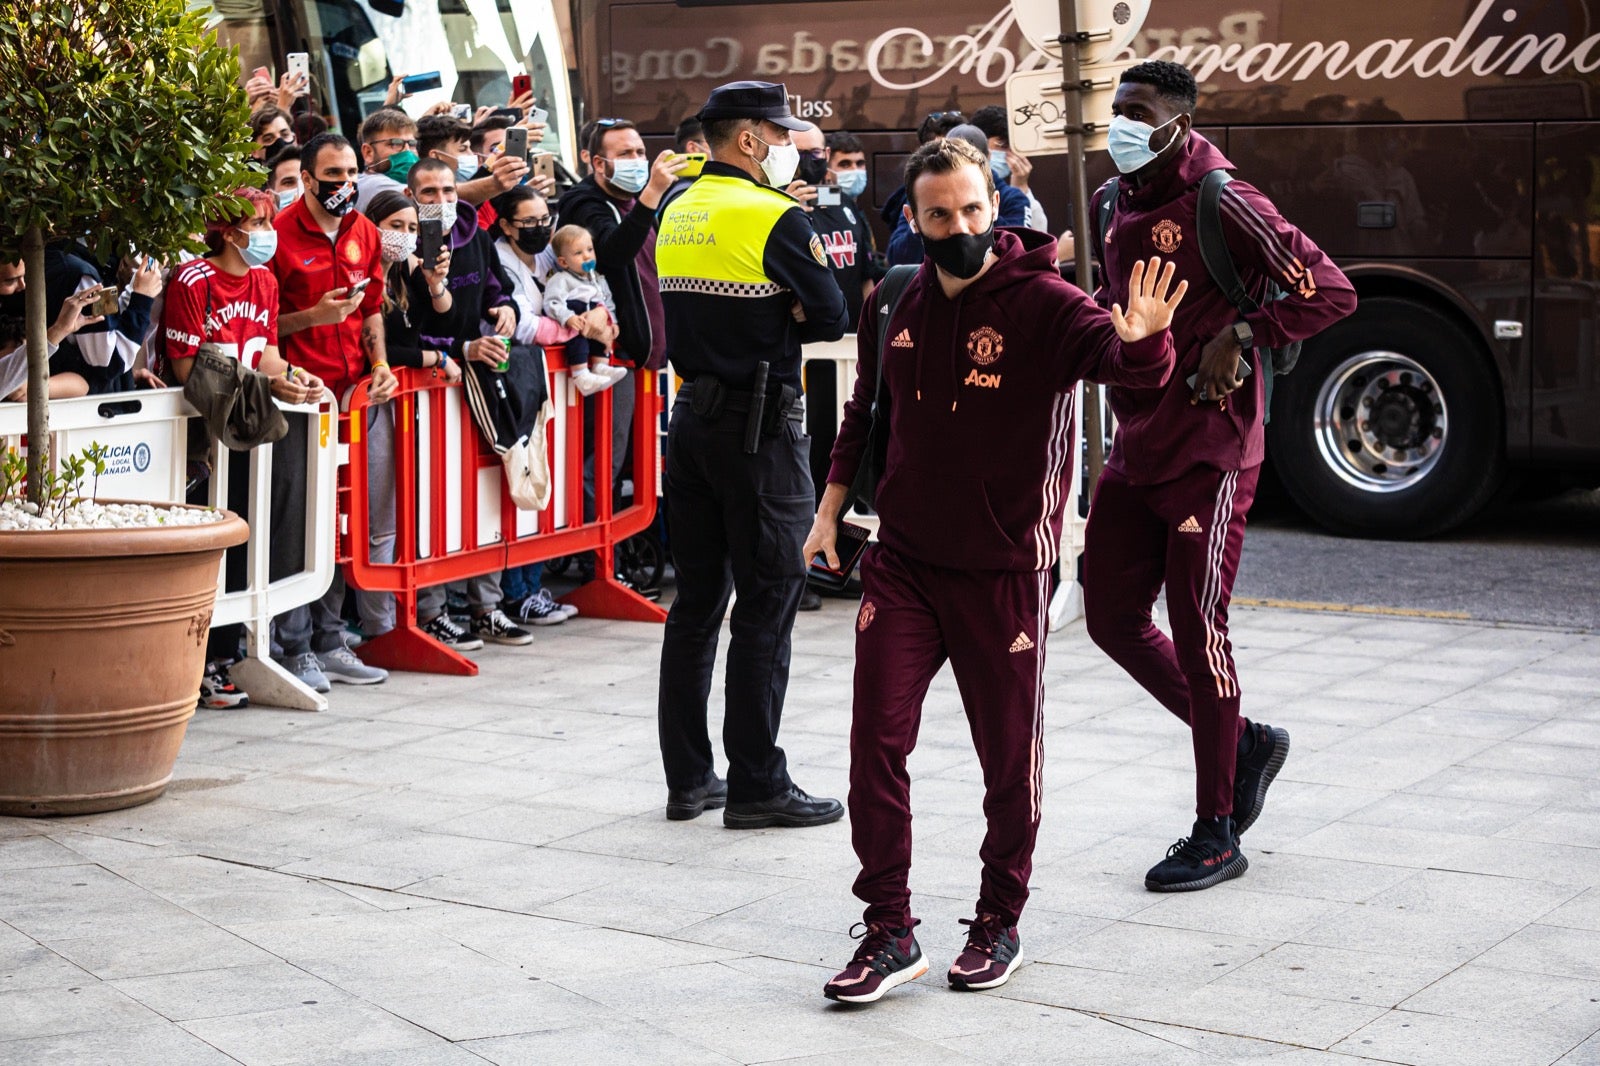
[806,137,1187,1004]
[1084,61,1356,893]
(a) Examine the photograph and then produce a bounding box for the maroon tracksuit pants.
[1083,464,1259,820]
[849,544,1049,930]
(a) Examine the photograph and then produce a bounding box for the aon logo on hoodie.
[964,369,1002,389]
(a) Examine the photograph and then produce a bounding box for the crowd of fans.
[0,58,1058,712]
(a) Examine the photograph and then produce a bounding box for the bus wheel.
[1266,297,1504,539]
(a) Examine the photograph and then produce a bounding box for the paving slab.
[1,604,1597,1063]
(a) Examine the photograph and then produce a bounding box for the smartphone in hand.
[418,219,445,270]
[671,152,706,178]
[1185,354,1253,392]
[286,52,309,84]
[531,153,556,181]
[345,277,372,300]
[401,71,443,93]
[807,519,872,591]
[503,126,529,162]
[511,73,532,99]
[89,286,120,317]
[527,106,548,126]
[815,184,842,207]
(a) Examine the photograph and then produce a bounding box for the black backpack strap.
[1091,177,1118,254]
[871,264,918,396]
[1195,170,1259,316]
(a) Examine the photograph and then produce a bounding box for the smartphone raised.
[401,71,443,93]
[511,73,533,100]
[671,152,706,178]
[450,103,473,121]
[807,518,872,592]
[286,52,309,84]
[418,219,444,271]
[502,126,529,162]
[815,184,842,207]
[530,152,556,182]
[526,106,548,126]
[89,286,120,317]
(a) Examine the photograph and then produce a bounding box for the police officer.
[655,81,851,828]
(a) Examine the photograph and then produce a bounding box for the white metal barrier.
[800,339,1091,631]
[0,388,340,711]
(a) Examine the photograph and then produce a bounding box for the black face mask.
[921,224,995,280]
[797,155,829,186]
[316,178,357,217]
[514,223,552,255]
[0,289,23,317]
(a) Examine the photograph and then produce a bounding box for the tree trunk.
[22,226,50,509]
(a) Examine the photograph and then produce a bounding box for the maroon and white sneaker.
[947,912,1023,991]
[823,921,926,1004]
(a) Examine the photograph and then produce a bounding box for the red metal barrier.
[340,350,665,676]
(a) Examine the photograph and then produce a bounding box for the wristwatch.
[1231,320,1254,349]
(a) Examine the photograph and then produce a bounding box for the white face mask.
[379,227,418,265]
[1106,113,1184,175]
[274,185,302,210]
[607,158,650,194]
[754,137,800,187]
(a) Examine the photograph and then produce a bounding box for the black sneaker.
[1145,817,1248,892]
[1233,721,1290,836]
[824,921,927,1003]
[947,912,1023,991]
[666,775,728,821]
[472,608,534,646]
[724,785,844,829]
[422,613,484,651]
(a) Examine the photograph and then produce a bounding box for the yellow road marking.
[1234,597,1471,621]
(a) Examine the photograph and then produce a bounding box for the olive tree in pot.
[0,0,260,815]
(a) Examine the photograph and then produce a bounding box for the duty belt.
[676,376,804,453]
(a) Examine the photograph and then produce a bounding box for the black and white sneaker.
[535,588,579,619]
[1233,721,1291,836]
[472,609,534,646]
[511,593,566,627]
[1145,817,1248,892]
[422,613,484,652]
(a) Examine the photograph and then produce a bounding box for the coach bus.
[208,0,1599,539]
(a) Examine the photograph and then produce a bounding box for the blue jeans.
[502,562,545,603]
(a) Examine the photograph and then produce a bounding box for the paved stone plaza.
[2,603,1598,1065]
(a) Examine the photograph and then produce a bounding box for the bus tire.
[1266,297,1505,539]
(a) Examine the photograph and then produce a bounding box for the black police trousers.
[658,401,813,803]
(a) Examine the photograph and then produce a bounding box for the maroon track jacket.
[1092,134,1356,485]
[828,227,1175,573]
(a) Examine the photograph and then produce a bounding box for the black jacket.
[556,176,656,363]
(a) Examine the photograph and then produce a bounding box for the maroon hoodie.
[828,227,1175,573]
[1093,134,1356,485]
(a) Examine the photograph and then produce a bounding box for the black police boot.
[724,785,844,829]
[665,774,728,821]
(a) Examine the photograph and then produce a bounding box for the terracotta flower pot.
[0,505,249,816]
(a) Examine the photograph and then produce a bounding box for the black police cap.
[695,81,809,131]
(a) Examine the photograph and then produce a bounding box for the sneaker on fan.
[823,921,927,1004]
[599,364,630,385]
[316,645,388,685]
[947,912,1023,991]
[512,593,566,627]
[422,613,484,651]
[472,608,534,646]
[276,651,331,694]
[570,368,615,396]
[536,588,579,619]
[199,660,249,709]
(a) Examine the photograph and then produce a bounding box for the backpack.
[847,264,918,510]
[1094,170,1301,417]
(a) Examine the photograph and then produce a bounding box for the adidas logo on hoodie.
[890,328,913,348]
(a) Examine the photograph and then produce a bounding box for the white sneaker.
[599,364,630,385]
[571,368,614,396]
[316,645,388,685]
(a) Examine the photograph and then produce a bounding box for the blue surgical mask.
[453,152,480,183]
[836,169,868,200]
[990,149,1012,182]
[1107,114,1183,175]
[238,229,278,267]
[274,186,302,211]
[607,158,649,195]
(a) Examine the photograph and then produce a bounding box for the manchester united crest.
[857,600,876,632]
[1151,219,1183,254]
[343,240,364,265]
[967,326,1004,366]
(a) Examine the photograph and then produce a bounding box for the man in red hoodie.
[807,137,1187,1004]
[1083,61,1356,894]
